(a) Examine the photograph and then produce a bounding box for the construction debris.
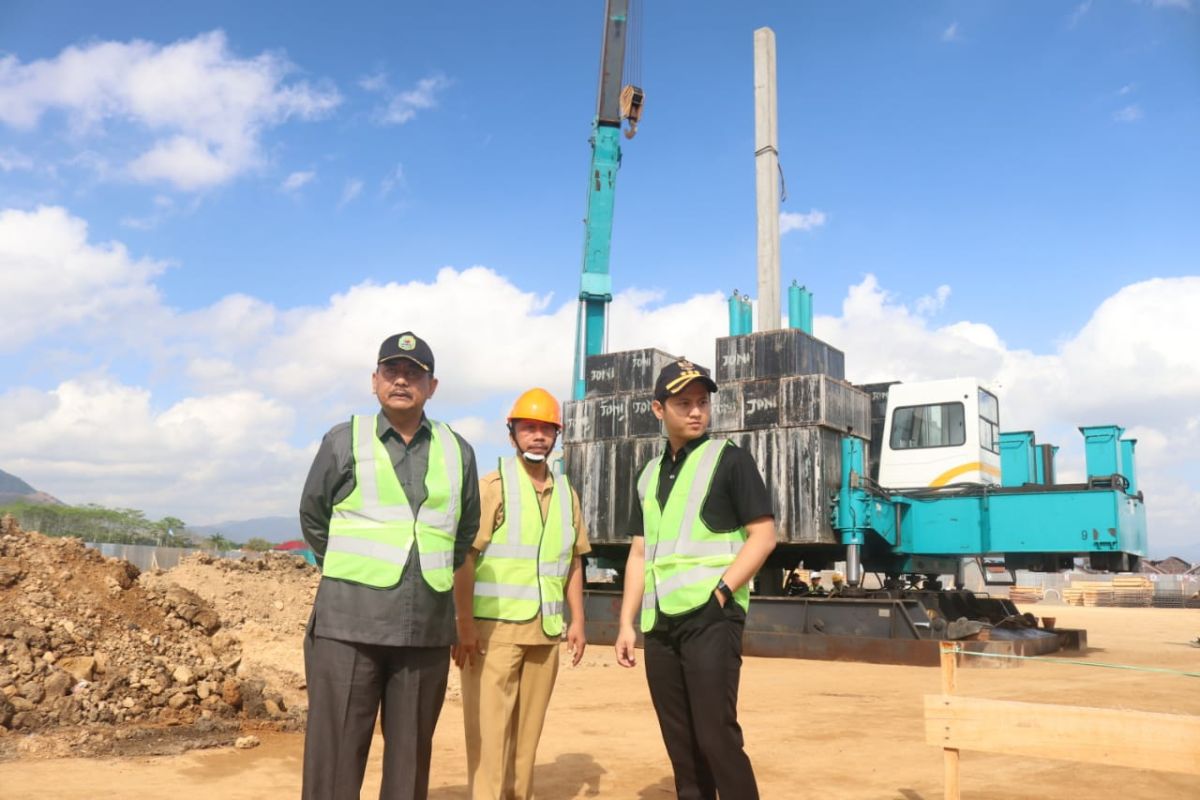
[0,515,302,757]
[139,549,320,710]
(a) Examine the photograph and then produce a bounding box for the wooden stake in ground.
[938,642,960,800]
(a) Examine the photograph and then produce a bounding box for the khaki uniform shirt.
[473,467,591,645]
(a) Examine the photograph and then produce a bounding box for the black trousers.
[643,597,758,800]
[302,630,450,800]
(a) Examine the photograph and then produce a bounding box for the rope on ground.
[951,647,1200,678]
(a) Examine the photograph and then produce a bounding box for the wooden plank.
[924,695,1200,776]
[939,643,961,800]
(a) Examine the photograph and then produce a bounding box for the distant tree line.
[0,501,277,552]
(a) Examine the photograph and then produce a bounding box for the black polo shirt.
[629,434,774,536]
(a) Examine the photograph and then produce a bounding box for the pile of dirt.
[0,516,298,757]
[142,550,469,705]
[139,550,319,710]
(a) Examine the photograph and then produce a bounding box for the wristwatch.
[715,579,733,603]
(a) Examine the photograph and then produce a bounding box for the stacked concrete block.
[564,437,662,545]
[565,348,675,542]
[563,333,870,548]
[584,348,676,397]
[715,328,845,382]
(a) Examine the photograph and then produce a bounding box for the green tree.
[0,501,204,548]
[155,516,191,547]
[243,537,274,552]
[207,533,239,552]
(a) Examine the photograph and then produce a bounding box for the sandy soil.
[1,604,1197,799]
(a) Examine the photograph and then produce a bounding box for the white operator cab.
[877,378,1001,490]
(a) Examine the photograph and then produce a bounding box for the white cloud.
[120,194,177,230]
[0,205,165,349]
[357,72,388,93]
[339,178,364,207]
[1069,1,1093,28]
[380,163,405,197]
[0,149,33,171]
[942,22,962,43]
[1117,83,1136,96]
[0,31,341,190]
[281,170,315,192]
[2,209,1197,557]
[0,378,304,523]
[914,284,951,316]
[780,209,827,234]
[1113,104,1143,123]
[361,73,452,125]
[126,135,238,189]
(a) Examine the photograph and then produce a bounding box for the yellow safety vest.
[323,415,461,590]
[639,439,748,632]
[473,457,575,636]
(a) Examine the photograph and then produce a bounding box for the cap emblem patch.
[398,334,416,351]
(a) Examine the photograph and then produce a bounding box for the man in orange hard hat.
[453,387,589,800]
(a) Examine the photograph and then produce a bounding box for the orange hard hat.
[508,388,562,428]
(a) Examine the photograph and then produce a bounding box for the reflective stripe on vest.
[638,439,748,632]
[473,456,575,636]
[323,415,461,590]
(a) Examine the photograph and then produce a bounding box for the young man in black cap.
[614,358,776,800]
[300,331,480,800]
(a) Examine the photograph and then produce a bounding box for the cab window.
[978,389,999,454]
[890,402,966,449]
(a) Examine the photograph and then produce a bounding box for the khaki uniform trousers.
[461,619,561,800]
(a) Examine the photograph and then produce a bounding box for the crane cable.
[620,0,645,139]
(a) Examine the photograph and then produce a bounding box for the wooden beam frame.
[929,642,1200,799]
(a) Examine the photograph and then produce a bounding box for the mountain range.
[0,467,62,507]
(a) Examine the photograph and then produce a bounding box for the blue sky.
[1,1,1197,558]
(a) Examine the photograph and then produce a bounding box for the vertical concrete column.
[754,27,781,331]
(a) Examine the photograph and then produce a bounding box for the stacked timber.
[1063,588,1085,606]
[1112,575,1154,607]
[1008,585,1044,604]
[563,330,869,547]
[1080,582,1114,607]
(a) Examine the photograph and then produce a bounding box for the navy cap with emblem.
[653,358,718,402]
[377,331,435,373]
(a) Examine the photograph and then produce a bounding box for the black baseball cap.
[377,331,434,372]
[654,358,718,402]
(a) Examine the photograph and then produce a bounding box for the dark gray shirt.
[299,412,480,647]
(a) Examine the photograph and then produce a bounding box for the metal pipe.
[846,543,862,587]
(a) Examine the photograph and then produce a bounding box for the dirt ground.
[1,604,1197,799]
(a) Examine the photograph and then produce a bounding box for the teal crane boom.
[572,0,641,400]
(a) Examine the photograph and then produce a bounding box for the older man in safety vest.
[299,331,480,800]
[615,358,777,800]
[453,387,588,800]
